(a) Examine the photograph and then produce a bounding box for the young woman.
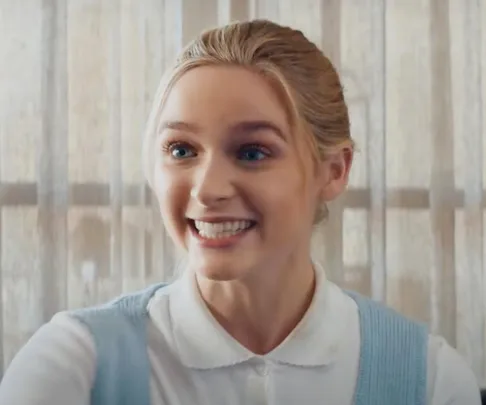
[0,19,481,405]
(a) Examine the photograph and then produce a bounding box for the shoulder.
[426,335,481,405]
[344,292,481,404]
[0,282,169,405]
[68,282,168,346]
[345,290,429,341]
[72,282,167,320]
[0,313,95,405]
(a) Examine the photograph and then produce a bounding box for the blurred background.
[0,0,485,388]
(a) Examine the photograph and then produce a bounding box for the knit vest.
[71,284,428,405]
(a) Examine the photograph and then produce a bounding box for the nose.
[190,155,236,207]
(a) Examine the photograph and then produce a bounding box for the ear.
[317,147,353,202]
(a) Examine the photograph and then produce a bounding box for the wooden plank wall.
[0,0,485,387]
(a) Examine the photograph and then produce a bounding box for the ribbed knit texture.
[71,283,165,405]
[346,290,428,405]
[71,286,428,405]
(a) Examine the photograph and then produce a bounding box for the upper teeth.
[194,220,253,238]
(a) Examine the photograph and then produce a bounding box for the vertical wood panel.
[342,210,369,295]
[218,0,249,24]
[251,0,279,20]
[148,0,178,282]
[0,202,4,374]
[182,0,218,46]
[0,1,43,373]
[122,208,147,291]
[385,0,433,321]
[0,117,3,374]
[428,0,456,343]
[2,208,39,368]
[278,0,321,46]
[1,0,486,386]
[67,0,111,183]
[38,0,68,322]
[0,0,6,376]
[386,1,433,190]
[482,1,486,387]
[164,0,183,62]
[483,211,486,387]
[68,208,112,307]
[139,0,165,282]
[367,1,387,302]
[107,2,122,293]
[0,2,39,183]
[319,0,344,285]
[119,1,146,290]
[450,0,485,384]
[340,0,385,300]
[120,1,146,186]
[67,0,110,304]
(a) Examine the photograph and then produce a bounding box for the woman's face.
[153,65,349,281]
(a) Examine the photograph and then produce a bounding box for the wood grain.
[1,0,485,386]
[318,0,344,286]
[38,0,69,324]
[385,0,433,325]
[340,0,386,300]
[449,0,485,385]
[428,0,456,345]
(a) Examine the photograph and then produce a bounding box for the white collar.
[150,264,353,369]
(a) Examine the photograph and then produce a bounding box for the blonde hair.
[142,19,354,221]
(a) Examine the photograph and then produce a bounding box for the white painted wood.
[67,0,112,183]
[119,0,148,291]
[317,0,344,286]
[1,208,39,371]
[340,0,386,301]
[148,0,175,282]
[0,0,485,386]
[106,1,123,295]
[449,0,485,386]
[218,0,249,24]
[385,0,434,326]
[0,0,43,374]
[0,1,39,183]
[38,0,69,326]
[428,0,456,345]
[252,0,279,20]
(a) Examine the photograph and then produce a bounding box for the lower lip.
[189,225,254,248]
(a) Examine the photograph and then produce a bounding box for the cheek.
[251,167,310,220]
[274,167,317,227]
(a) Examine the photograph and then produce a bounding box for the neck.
[195,255,316,355]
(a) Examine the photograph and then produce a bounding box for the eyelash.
[238,143,270,156]
[161,141,193,156]
[160,141,272,162]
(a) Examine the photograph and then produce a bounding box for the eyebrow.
[231,120,286,141]
[159,120,201,133]
[160,119,286,140]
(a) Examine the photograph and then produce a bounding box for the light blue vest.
[71,284,428,405]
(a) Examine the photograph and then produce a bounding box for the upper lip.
[188,216,256,223]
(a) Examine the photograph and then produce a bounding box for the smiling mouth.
[188,219,257,240]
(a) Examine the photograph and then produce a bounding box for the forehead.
[160,65,290,129]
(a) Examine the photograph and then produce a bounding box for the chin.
[188,256,252,282]
[197,269,237,282]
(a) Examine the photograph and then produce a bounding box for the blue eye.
[169,144,196,159]
[238,145,269,162]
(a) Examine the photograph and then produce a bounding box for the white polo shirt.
[0,268,481,404]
